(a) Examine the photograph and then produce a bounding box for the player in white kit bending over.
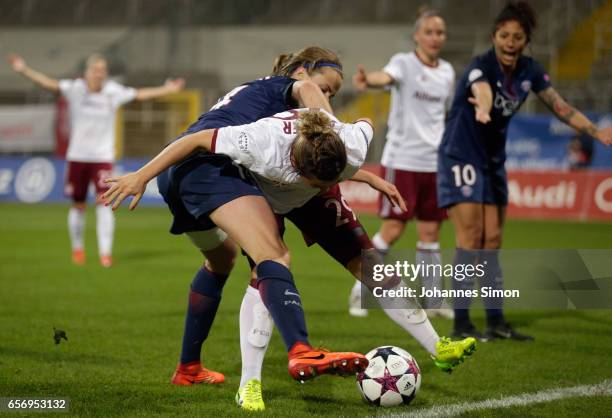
[350,8,455,318]
[7,53,184,267]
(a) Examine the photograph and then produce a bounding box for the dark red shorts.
[64,161,113,202]
[379,167,447,222]
[285,184,373,266]
[246,184,373,270]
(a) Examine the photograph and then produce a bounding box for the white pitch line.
[377,379,612,418]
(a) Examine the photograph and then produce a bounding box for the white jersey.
[214,109,373,214]
[381,52,455,172]
[59,78,137,163]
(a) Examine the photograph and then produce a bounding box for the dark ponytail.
[493,1,537,41]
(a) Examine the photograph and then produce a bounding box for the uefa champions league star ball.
[356,346,421,407]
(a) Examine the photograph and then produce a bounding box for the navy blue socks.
[481,250,505,328]
[180,267,228,364]
[453,248,476,329]
[452,248,506,330]
[256,260,309,351]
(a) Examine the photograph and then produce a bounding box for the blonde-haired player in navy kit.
[7,53,184,267]
[437,1,612,341]
[351,8,455,319]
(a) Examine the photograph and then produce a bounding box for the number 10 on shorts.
[451,164,476,187]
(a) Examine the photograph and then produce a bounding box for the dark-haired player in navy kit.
[437,1,612,342]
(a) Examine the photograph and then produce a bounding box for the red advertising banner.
[340,164,612,221]
[507,170,612,221]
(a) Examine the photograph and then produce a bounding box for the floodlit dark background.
[0,0,610,160]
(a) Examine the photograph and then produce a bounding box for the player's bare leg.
[211,196,367,383]
[350,219,406,317]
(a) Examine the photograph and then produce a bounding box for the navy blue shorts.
[437,152,507,208]
[157,154,263,234]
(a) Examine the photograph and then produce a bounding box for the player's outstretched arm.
[292,80,333,114]
[7,53,59,93]
[351,169,407,212]
[352,64,394,91]
[103,129,214,210]
[135,78,186,101]
[537,87,612,146]
[468,81,492,124]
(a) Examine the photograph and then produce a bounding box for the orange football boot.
[287,342,368,382]
[72,249,85,265]
[171,361,225,385]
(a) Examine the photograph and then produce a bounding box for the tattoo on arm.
[539,88,575,121]
[539,88,598,137]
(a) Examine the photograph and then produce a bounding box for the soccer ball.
[356,346,421,407]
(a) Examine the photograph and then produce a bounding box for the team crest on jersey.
[521,80,532,92]
[238,132,248,151]
[461,185,473,197]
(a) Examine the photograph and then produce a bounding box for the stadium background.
[0,1,611,417]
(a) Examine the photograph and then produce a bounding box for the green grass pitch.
[1,203,611,417]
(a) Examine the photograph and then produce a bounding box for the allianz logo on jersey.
[413,91,443,103]
[494,91,520,117]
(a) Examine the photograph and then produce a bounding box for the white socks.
[68,207,86,251]
[96,204,114,257]
[372,280,440,356]
[239,286,273,388]
[68,205,115,257]
[381,306,439,355]
[350,280,362,298]
[416,241,443,309]
[372,232,389,252]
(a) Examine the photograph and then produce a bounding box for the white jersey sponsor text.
[382,52,454,172]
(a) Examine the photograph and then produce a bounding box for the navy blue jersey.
[185,76,297,133]
[440,48,551,167]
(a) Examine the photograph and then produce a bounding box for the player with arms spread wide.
[351,7,455,319]
[438,1,612,341]
[7,53,184,267]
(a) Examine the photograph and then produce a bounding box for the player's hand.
[165,78,185,93]
[468,97,491,124]
[102,172,147,211]
[595,127,612,146]
[7,53,26,73]
[372,178,407,212]
[352,64,368,91]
